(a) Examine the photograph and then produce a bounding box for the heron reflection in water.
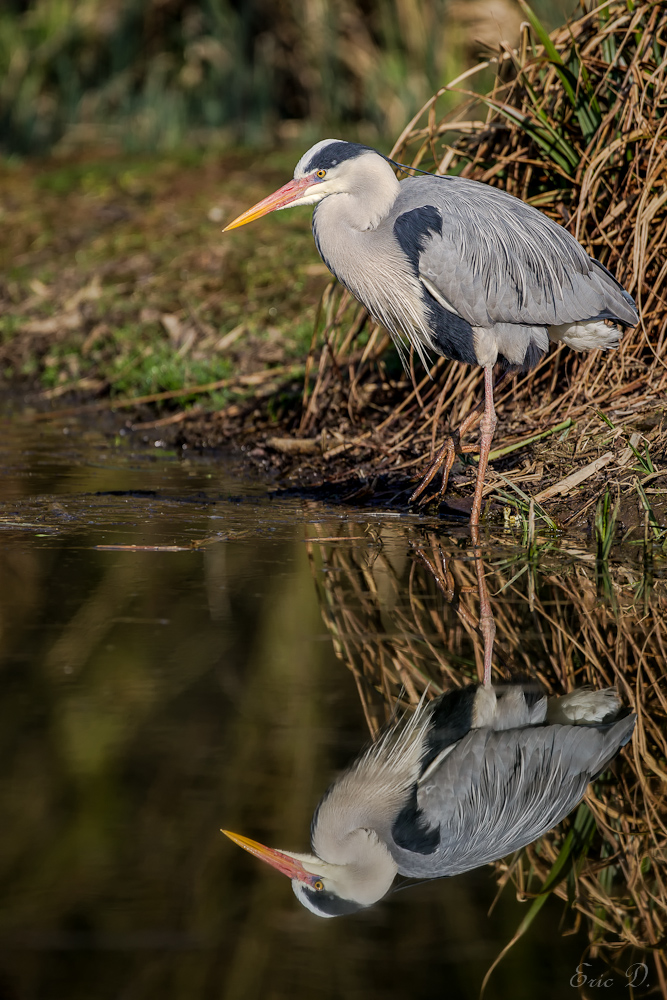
[222,533,635,917]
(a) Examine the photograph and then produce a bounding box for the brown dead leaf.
[160,313,183,343]
[28,279,50,299]
[64,274,102,311]
[21,311,83,336]
[534,452,615,502]
[216,324,246,350]
[266,437,321,454]
[140,308,161,324]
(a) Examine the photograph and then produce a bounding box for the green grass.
[109,336,233,398]
[595,487,620,563]
[0,147,324,409]
[482,804,598,995]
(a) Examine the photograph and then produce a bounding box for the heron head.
[223,139,395,231]
[221,827,394,918]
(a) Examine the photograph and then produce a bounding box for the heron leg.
[410,368,510,507]
[471,524,495,686]
[470,366,497,527]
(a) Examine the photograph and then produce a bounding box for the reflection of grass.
[307,524,667,984]
[482,803,596,994]
[635,480,667,554]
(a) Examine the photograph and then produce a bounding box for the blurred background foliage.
[0,0,573,156]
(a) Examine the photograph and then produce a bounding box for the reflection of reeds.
[306,523,667,985]
[297,1,667,496]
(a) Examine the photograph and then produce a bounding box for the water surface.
[0,416,663,1000]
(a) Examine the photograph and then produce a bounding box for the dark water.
[0,417,662,1000]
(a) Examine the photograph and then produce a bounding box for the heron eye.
[316,169,326,179]
[313,879,324,891]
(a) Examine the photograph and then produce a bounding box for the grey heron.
[222,683,634,916]
[224,140,639,523]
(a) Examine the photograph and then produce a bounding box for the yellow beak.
[221,829,318,884]
[223,176,316,231]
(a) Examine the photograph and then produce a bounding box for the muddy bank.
[16,374,664,540]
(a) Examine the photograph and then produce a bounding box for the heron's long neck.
[312,772,409,861]
[310,779,402,905]
[312,170,431,358]
[307,711,433,904]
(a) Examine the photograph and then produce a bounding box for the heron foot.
[409,435,477,506]
[409,435,457,505]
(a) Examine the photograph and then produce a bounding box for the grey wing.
[392,716,634,879]
[395,176,638,329]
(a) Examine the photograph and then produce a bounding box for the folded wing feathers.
[400,716,635,878]
[401,176,636,330]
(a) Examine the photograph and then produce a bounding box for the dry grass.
[280,0,667,510]
[304,522,667,989]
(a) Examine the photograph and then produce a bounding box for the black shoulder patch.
[393,205,443,275]
[301,887,365,916]
[304,141,375,173]
[425,299,478,366]
[522,337,548,372]
[520,685,545,710]
[420,686,477,772]
[393,205,478,366]
[391,786,440,855]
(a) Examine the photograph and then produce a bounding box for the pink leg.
[410,367,508,507]
[470,524,495,686]
[469,366,497,527]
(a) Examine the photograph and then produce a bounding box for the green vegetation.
[0,148,320,414]
[0,0,572,155]
[595,488,620,563]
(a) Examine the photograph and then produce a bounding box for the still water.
[0,417,664,1000]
